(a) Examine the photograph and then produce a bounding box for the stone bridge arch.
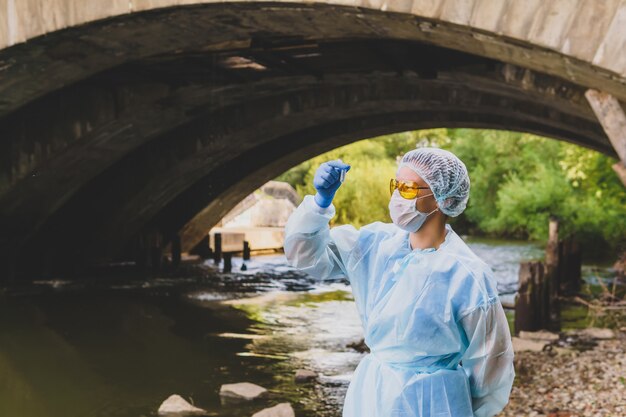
[0,1,624,278]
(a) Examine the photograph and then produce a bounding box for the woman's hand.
[313,159,351,208]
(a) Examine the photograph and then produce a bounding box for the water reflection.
[0,239,619,417]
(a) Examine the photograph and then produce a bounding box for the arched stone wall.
[0,2,624,278]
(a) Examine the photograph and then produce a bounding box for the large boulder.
[252,403,295,417]
[578,327,615,340]
[512,337,549,352]
[518,330,559,341]
[294,369,317,383]
[158,394,206,415]
[219,382,268,401]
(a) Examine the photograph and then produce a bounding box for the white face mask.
[388,190,439,232]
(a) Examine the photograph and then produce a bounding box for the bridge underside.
[0,4,621,279]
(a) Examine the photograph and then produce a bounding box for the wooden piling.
[559,237,582,295]
[133,234,149,269]
[223,253,232,273]
[171,233,181,268]
[544,216,582,295]
[545,216,560,270]
[190,235,212,259]
[149,232,163,272]
[515,215,573,333]
[213,233,222,265]
[544,216,561,330]
[243,241,251,261]
[0,241,16,284]
[515,261,550,335]
[514,262,535,335]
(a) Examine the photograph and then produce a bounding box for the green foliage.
[485,164,573,239]
[376,129,451,159]
[287,139,397,228]
[275,128,626,258]
[440,129,626,258]
[274,160,312,190]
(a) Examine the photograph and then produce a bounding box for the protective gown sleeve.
[458,297,516,417]
[283,194,360,281]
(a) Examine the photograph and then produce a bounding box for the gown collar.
[404,223,454,254]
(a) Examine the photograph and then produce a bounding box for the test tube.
[338,159,347,183]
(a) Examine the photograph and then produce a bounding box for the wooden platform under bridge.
[208,226,285,255]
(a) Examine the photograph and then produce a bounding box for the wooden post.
[149,232,163,272]
[585,89,626,187]
[515,261,550,334]
[545,216,561,298]
[559,237,582,295]
[223,253,232,273]
[544,216,562,331]
[171,233,181,268]
[545,216,560,267]
[213,233,222,265]
[0,240,16,284]
[243,241,251,261]
[535,261,550,331]
[134,233,149,269]
[515,262,536,335]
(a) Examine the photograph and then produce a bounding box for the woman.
[284,147,515,417]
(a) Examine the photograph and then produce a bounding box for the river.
[0,236,618,417]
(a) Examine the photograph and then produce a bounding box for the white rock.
[158,394,206,415]
[252,402,295,417]
[518,330,559,341]
[294,369,317,382]
[512,337,548,352]
[219,382,268,401]
[579,327,615,339]
[553,347,575,355]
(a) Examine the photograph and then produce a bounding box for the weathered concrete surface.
[1,2,626,123]
[585,89,626,162]
[2,0,626,79]
[586,89,626,186]
[39,76,612,254]
[0,2,625,279]
[1,63,619,277]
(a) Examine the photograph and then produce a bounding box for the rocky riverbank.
[501,328,626,417]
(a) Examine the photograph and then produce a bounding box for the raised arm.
[458,297,516,417]
[284,194,360,281]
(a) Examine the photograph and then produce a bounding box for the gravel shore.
[500,329,626,417]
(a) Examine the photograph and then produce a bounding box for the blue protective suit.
[284,195,515,417]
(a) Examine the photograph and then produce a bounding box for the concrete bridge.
[1,0,625,279]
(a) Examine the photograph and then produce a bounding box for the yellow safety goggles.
[389,178,430,199]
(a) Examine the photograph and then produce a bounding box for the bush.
[275,128,626,259]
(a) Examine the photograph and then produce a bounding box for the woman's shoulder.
[442,238,500,310]
[442,229,492,276]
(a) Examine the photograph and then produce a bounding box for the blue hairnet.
[397,147,470,217]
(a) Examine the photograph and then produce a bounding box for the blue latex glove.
[313,159,351,208]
